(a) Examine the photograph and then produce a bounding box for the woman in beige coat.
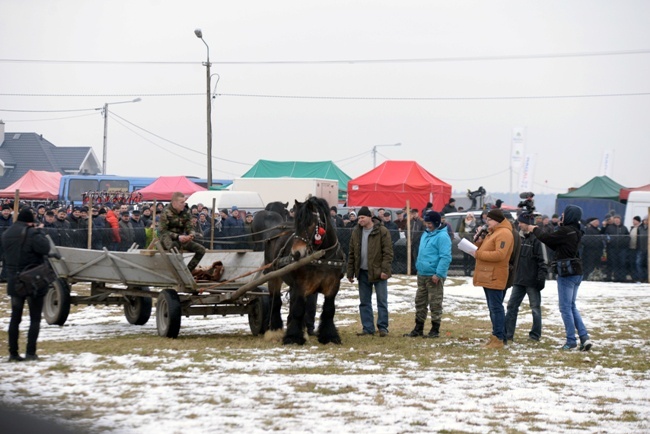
[470,208,514,349]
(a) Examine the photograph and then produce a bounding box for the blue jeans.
[483,288,506,341]
[505,284,542,341]
[358,269,388,333]
[557,274,589,346]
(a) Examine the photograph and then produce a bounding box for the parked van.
[624,191,650,228]
[186,191,265,213]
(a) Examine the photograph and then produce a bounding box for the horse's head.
[265,201,290,221]
[290,197,333,259]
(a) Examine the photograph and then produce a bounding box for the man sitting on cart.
[159,192,205,272]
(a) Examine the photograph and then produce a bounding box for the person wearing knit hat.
[487,208,505,223]
[346,204,394,337]
[404,210,451,339]
[469,203,517,349]
[504,213,548,344]
[2,205,52,362]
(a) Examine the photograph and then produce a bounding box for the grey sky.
[1,0,648,196]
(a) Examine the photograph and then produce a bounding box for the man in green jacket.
[346,206,394,337]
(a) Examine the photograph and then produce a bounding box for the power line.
[0,107,98,113]
[1,48,649,65]
[216,91,650,101]
[3,90,649,101]
[107,111,252,166]
[0,112,97,122]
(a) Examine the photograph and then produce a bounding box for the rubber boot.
[424,321,440,338]
[403,321,424,337]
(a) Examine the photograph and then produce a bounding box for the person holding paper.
[403,211,452,338]
[469,208,514,349]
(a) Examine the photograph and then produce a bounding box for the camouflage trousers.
[414,274,445,324]
[160,234,206,272]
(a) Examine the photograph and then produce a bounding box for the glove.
[536,278,546,291]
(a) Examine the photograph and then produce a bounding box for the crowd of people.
[2,193,648,362]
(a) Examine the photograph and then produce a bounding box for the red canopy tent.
[619,183,650,201]
[347,161,452,210]
[0,170,62,200]
[135,176,206,201]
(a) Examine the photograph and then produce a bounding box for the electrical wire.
[216,91,650,101]
[1,48,649,65]
[0,112,97,122]
[0,107,98,113]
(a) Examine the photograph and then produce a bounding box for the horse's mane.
[294,196,331,237]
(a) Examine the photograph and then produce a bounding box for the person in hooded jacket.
[505,213,548,343]
[3,208,51,362]
[404,211,452,338]
[533,205,593,351]
[469,208,514,349]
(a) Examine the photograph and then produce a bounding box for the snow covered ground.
[1,276,649,433]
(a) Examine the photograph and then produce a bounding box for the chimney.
[0,120,5,146]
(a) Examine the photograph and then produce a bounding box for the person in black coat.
[2,208,51,362]
[581,217,604,280]
[0,204,14,282]
[505,213,548,342]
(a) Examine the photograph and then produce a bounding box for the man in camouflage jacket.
[159,192,205,272]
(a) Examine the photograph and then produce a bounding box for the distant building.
[0,120,101,189]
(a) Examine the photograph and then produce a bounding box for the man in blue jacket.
[404,211,452,338]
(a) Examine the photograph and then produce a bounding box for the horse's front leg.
[318,276,341,345]
[283,287,306,345]
[264,277,284,342]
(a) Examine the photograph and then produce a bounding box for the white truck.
[624,191,650,228]
[231,178,339,208]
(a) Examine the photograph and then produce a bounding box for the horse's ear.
[283,202,288,208]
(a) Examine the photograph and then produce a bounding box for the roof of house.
[0,132,100,189]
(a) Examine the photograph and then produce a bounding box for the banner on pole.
[511,127,525,169]
[600,150,614,177]
[519,154,536,191]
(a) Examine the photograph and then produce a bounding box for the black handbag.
[553,258,582,277]
[14,227,57,297]
[16,262,57,297]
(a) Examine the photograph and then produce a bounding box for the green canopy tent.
[555,176,626,219]
[241,160,352,202]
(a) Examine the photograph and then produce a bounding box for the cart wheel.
[248,287,270,336]
[156,289,181,338]
[124,287,153,325]
[44,278,71,326]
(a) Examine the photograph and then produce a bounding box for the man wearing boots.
[404,211,452,338]
[159,192,205,272]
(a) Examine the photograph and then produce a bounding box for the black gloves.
[537,278,546,291]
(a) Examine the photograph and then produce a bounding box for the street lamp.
[372,142,402,168]
[194,28,213,188]
[101,98,141,175]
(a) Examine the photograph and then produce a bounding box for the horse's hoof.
[283,335,306,346]
[318,335,342,345]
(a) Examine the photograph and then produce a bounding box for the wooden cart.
[45,243,285,339]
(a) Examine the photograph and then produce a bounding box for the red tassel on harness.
[314,226,326,245]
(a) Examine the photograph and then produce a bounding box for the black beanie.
[17,208,35,223]
[487,208,505,223]
[424,211,442,228]
[357,206,372,217]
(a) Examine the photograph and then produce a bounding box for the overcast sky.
[1,0,649,195]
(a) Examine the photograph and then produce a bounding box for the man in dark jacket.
[118,211,135,251]
[505,213,548,343]
[130,210,147,249]
[0,203,14,282]
[346,206,394,337]
[581,217,604,280]
[2,208,51,362]
[603,215,630,282]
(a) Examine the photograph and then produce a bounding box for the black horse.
[251,202,289,252]
[264,196,345,345]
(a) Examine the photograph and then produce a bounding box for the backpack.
[505,227,521,289]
